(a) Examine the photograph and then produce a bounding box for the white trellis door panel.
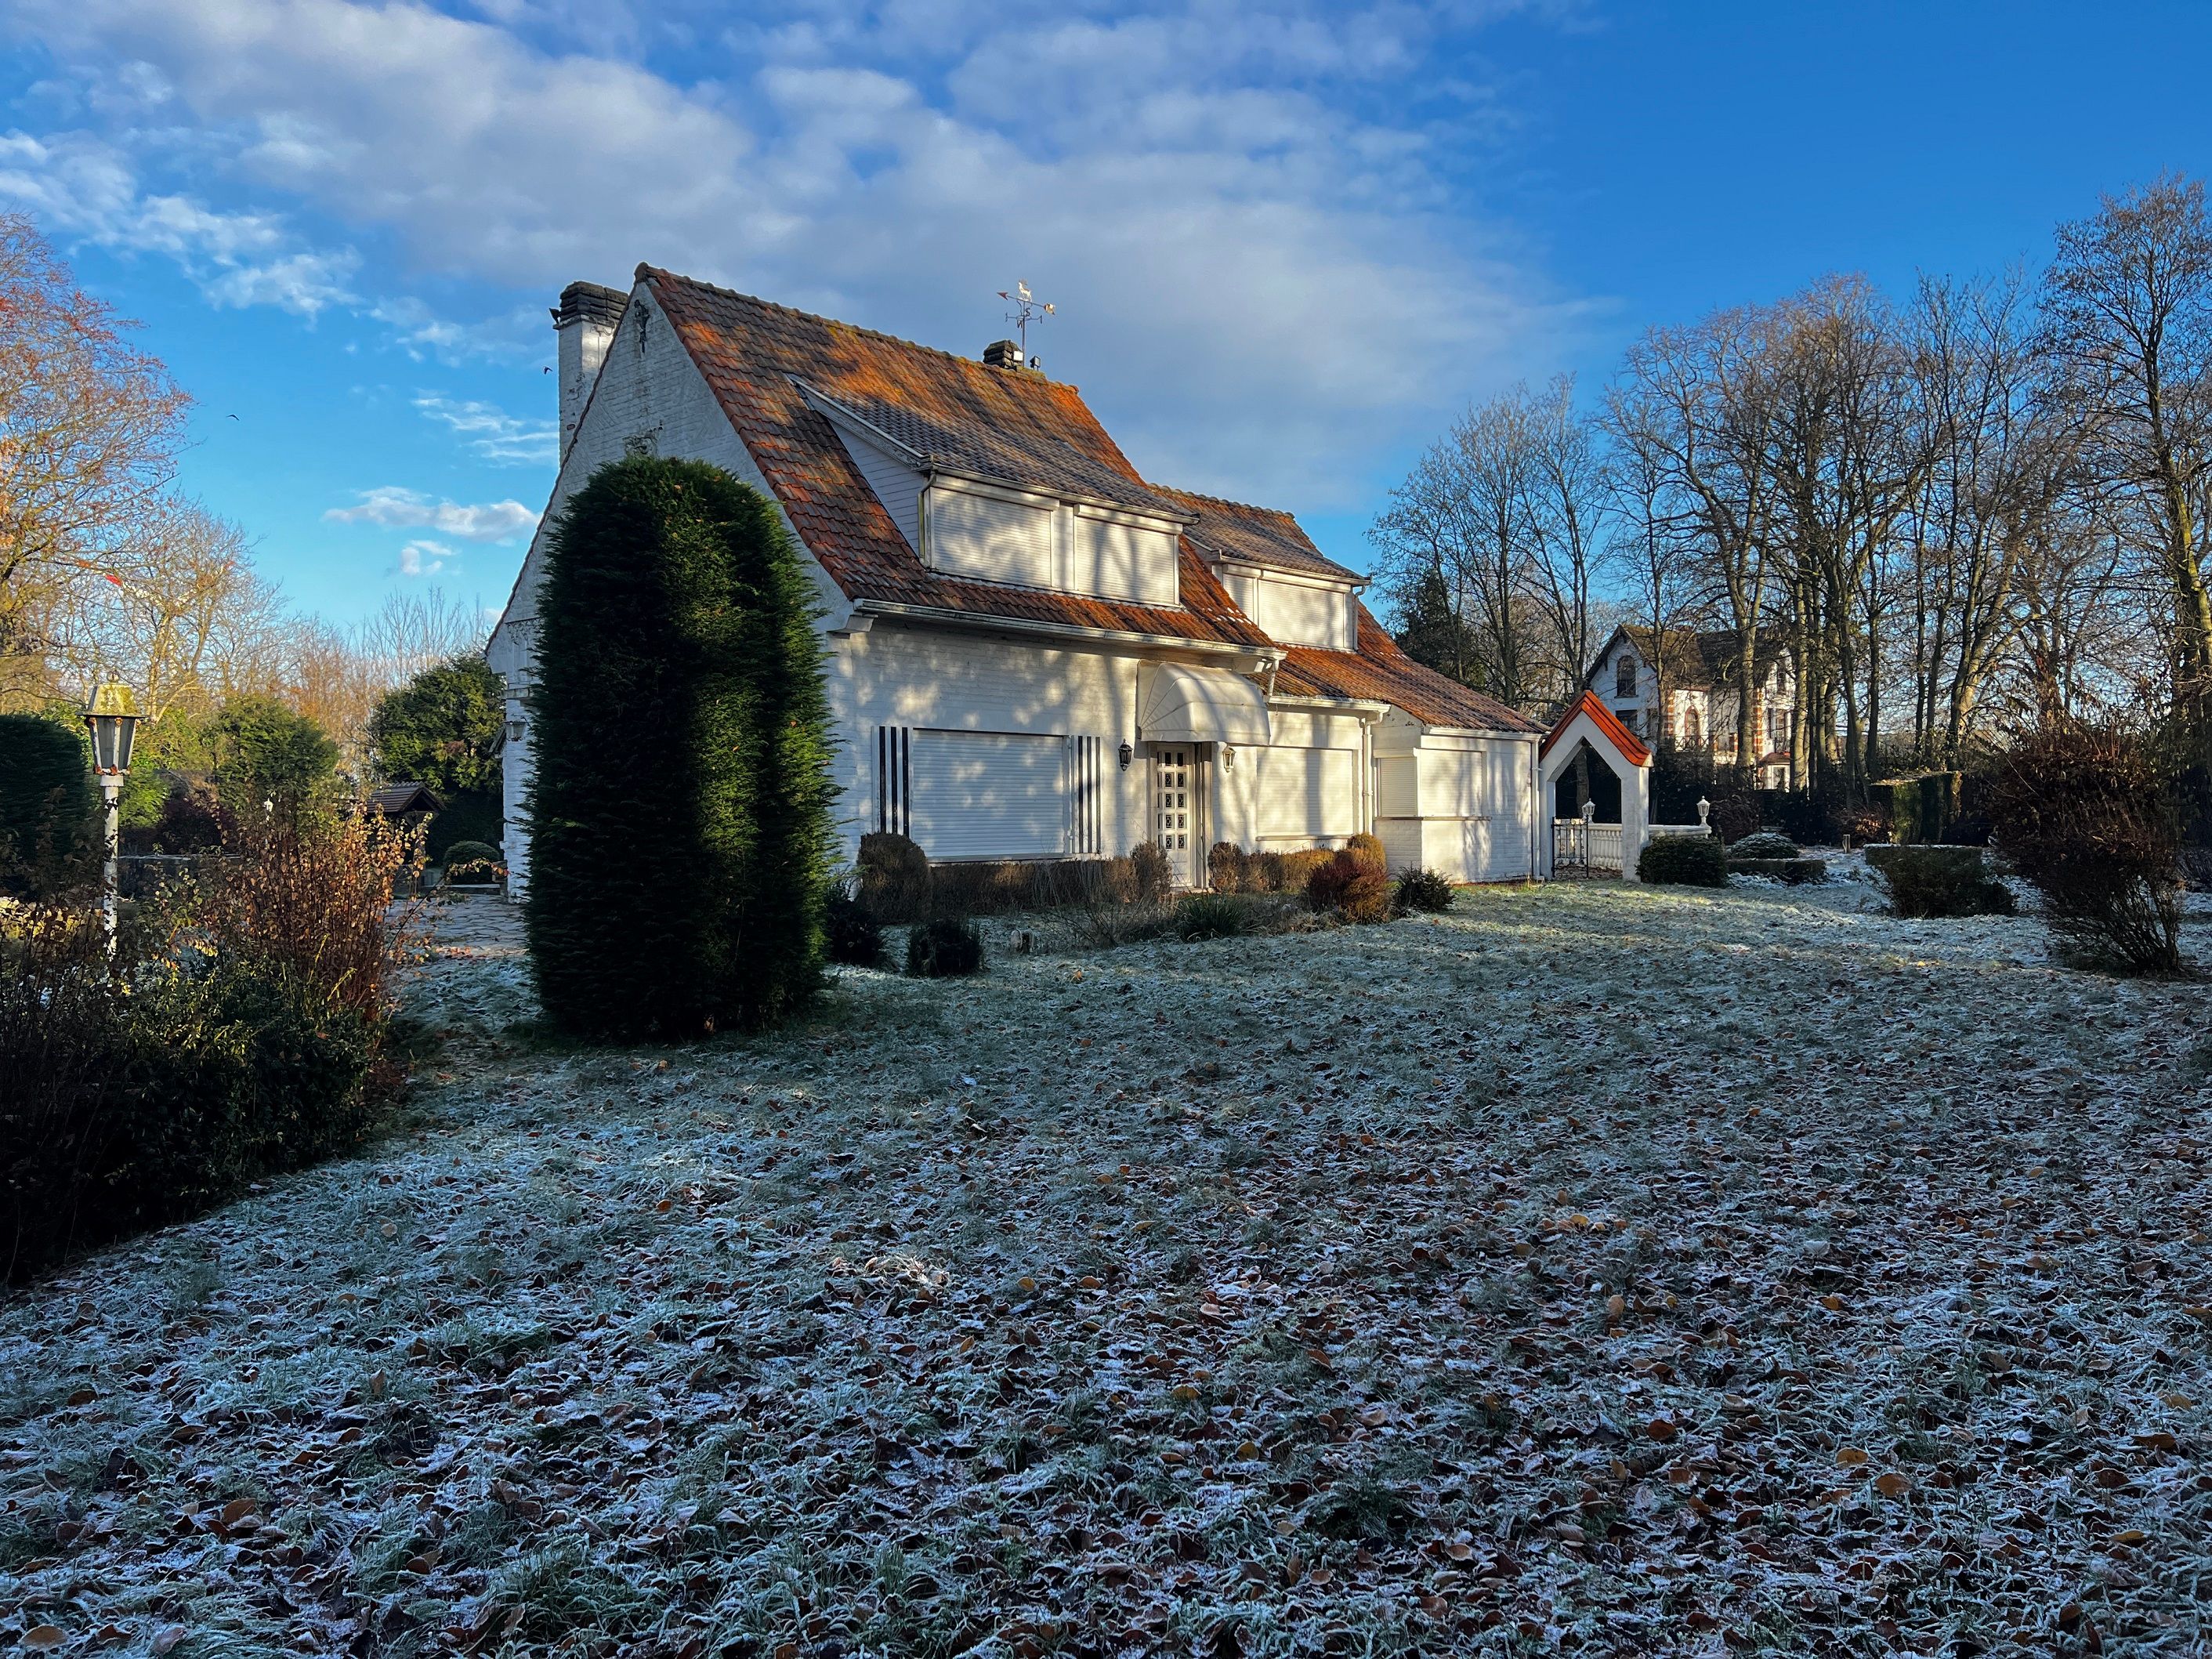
[907,730,1067,860]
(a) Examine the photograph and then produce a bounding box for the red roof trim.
[1541,690,1652,766]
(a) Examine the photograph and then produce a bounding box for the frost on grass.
[3,886,2209,1657]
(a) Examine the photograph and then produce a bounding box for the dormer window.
[1615,654,1637,697]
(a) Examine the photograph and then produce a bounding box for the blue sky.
[2,0,2206,629]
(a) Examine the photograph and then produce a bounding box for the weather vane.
[995,280,1055,366]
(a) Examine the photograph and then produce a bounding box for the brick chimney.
[983,339,1023,370]
[552,281,629,459]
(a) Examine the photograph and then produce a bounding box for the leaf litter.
[2,882,2208,1657]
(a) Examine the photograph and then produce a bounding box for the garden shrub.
[0,813,415,1278]
[906,915,984,978]
[132,786,226,854]
[369,655,505,798]
[1247,848,1332,894]
[1307,848,1391,922]
[1989,727,2183,971]
[1346,831,1387,869]
[1708,796,1764,845]
[1207,841,1247,893]
[1131,840,1171,902]
[441,840,505,883]
[527,456,834,1039]
[1727,830,1799,860]
[0,712,94,889]
[857,831,932,921]
[1637,835,1727,887]
[1392,868,1456,914]
[1870,845,2015,918]
[1878,772,1963,844]
[1174,892,1251,940]
[208,694,339,820]
[1729,857,1828,885]
[824,889,889,969]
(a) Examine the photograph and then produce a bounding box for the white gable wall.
[1374,709,1538,883]
[488,283,843,894]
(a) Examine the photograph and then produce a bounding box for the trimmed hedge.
[1877,773,1962,845]
[1637,835,1727,887]
[1727,831,1799,860]
[1729,857,1827,885]
[1868,844,2015,918]
[526,457,834,1040]
[0,712,94,888]
[1307,847,1391,922]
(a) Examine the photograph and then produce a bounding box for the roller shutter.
[908,730,1066,860]
[1254,746,1358,839]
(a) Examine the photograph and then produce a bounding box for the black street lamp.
[83,682,140,954]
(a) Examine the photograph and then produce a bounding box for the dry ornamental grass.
[2,882,2207,1657]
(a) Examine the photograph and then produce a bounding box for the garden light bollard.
[83,681,141,957]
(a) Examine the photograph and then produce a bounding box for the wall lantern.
[1118,740,1133,770]
[1696,795,1711,829]
[1221,744,1236,771]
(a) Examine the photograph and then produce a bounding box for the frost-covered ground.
[5,884,2210,1658]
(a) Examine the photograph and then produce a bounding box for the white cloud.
[414,393,557,466]
[326,487,538,542]
[396,537,456,576]
[5,0,1595,506]
[0,129,358,315]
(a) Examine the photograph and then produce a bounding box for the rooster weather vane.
[996,280,1055,368]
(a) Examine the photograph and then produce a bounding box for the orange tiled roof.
[643,268,1271,650]
[1153,487,1361,582]
[1276,607,1544,734]
[1542,690,1652,766]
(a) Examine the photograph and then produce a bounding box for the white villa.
[1585,625,1795,788]
[489,271,1653,891]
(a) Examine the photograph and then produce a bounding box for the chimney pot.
[983,339,1023,371]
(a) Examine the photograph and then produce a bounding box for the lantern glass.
[84,683,140,775]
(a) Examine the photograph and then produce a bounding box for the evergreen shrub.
[442,840,505,883]
[1393,868,1457,914]
[209,695,338,819]
[906,916,984,978]
[1871,844,2015,919]
[526,457,834,1039]
[1637,835,1727,887]
[1727,831,1799,860]
[0,712,94,889]
[1729,857,1828,884]
[825,890,889,969]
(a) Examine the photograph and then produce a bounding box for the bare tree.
[1522,375,1609,697]
[2041,175,2212,721]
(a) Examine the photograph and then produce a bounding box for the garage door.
[908,730,1066,860]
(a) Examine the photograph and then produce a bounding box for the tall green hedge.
[525,456,834,1039]
[0,712,95,884]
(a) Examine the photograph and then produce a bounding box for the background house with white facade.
[491,270,1651,893]
[1584,625,1795,787]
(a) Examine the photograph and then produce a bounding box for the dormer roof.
[643,266,1268,650]
[1154,487,1363,584]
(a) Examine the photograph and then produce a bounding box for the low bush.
[1989,726,2183,971]
[1174,892,1253,940]
[906,915,985,978]
[824,890,889,969]
[1729,857,1828,885]
[1727,830,1799,860]
[1247,848,1333,894]
[1870,844,2015,918]
[1307,848,1392,922]
[857,831,932,921]
[1392,868,1457,914]
[1346,831,1387,869]
[1637,835,1727,887]
[1207,841,1247,893]
[1,813,418,1278]
[441,839,505,883]
[1131,841,1172,903]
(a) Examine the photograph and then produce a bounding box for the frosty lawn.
[5,884,2209,1657]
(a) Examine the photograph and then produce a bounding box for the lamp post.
[83,682,140,955]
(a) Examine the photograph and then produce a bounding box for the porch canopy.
[1137,661,1271,746]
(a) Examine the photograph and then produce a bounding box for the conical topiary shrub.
[524,456,834,1039]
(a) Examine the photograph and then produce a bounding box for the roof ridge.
[1155,484,1294,517]
[638,264,1084,403]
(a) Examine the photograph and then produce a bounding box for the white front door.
[1153,744,1203,887]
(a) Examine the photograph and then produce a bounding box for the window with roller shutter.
[907,730,1067,860]
[927,485,1055,588]
[1253,747,1359,841]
